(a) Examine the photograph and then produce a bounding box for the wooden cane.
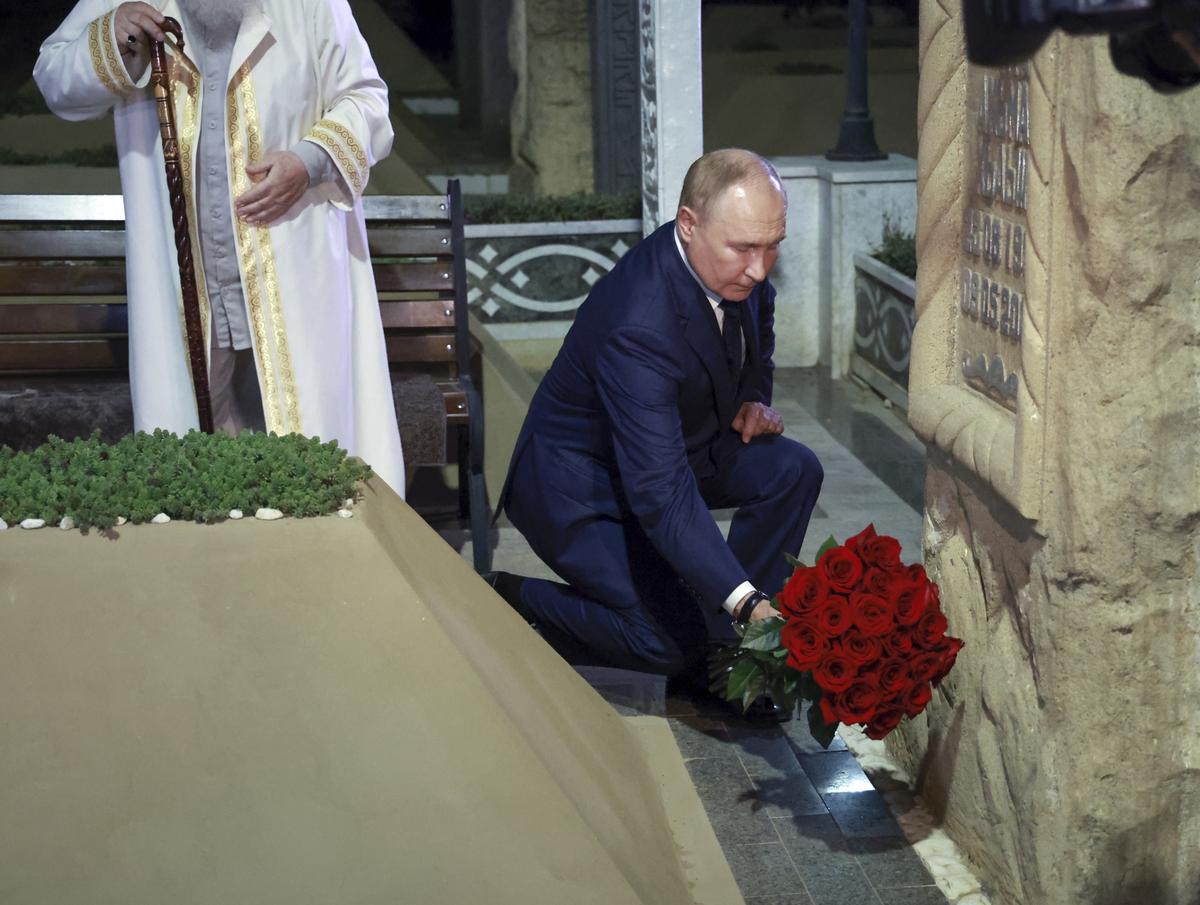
[150,18,214,434]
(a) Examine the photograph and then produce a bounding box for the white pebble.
[255,508,283,521]
[20,518,45,530]
[228,509,244,520]
[0,518,7,531]
[115,516,128,527]
[342,498,354,509]
[59,517,75,530]
[337,508,353,519]
[151,513,171,525]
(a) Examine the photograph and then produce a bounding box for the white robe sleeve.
[33,0,152,121]
[300,0,394,209]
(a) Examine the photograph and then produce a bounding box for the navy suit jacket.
[502,220,777,607]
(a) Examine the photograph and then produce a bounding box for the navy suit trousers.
[509,434,823,676]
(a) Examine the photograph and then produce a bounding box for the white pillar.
[639,0,703,235]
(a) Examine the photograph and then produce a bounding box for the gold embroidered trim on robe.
[306,118,368,194]
[87,14,122,96]
[227,64,301,435]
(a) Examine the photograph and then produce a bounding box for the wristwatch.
[733,591,771,624]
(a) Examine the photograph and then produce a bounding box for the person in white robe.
[34,0,407,496]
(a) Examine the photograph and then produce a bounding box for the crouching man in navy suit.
[489,149,823,714]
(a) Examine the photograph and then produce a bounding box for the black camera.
[963,0,1200,92]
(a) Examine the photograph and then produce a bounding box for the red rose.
[782,620,830,671]
[815,595,853,637]
[836,682,883,724]
[904,681,933,717]
[930,636,965,685]
[813,650,856,693]
[890,579,934,626]
[882,629,914,658]
[864,709,904,740]
[839,628,884,667]
[843,524,877,555]
[778,567,833,619]
[850,592,894,637]
[819,547,864,593]
[861,568,893,597]
[910,651,943,684]
[858,534,902,571]
[914,608,950,650]
[901,563,927,585]
[877,658,910,694]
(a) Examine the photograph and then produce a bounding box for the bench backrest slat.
[0,230,127,258]
[0,337,127,371]
[0,263,125,296]
[0,303,128,333]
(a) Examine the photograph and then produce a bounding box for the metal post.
[826,0,887,161]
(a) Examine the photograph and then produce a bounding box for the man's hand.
[732,401,784,444]
[235,152,310,226]
[115,2,166,81]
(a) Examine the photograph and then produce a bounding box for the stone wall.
[902,3,1200,904]
[509,0,594,195]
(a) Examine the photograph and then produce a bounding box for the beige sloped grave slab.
[0,477,740,905]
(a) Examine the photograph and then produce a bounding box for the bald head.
[677,149,786,218]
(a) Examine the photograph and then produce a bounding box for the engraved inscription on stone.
[958,63,1030,409]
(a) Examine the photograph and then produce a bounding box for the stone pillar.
[590,0,642,195]
[903,4,1200,905]
[509,0,594,196]
[454,0,515,157]
[638,0,703,233]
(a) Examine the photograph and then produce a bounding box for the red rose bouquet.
[711,525,964,746]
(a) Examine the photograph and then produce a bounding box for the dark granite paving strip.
[773,814,884,905]
[743,896,816,905]
[820,790,907,841]
[773,367,926,512]
[852,843,938,890]
[670,714,734,760]
[726,724,828,818]
[684,755,780,846]
[724,842,812,900]
[797,750,876,796]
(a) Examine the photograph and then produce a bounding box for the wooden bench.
[0,181,491,572]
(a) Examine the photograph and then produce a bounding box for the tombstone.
[905,5,1200,904]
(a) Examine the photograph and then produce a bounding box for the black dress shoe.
[482,571,536,624]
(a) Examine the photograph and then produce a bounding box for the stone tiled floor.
[444,367,945,904]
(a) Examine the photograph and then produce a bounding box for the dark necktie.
[719,300,743,385]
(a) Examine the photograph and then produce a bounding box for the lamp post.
[826,0,887,161]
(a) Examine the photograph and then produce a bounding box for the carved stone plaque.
[958,64,1030,409]
[907,18,1051,521]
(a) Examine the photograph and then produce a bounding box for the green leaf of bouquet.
[739,616,785,651]
[784,552,806,569]
[798,671,823,704]
[725,656,761,705]
[740,670,767,713]
[815,535,839,560]
[772,646,790,659]
[807,698,840,749]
